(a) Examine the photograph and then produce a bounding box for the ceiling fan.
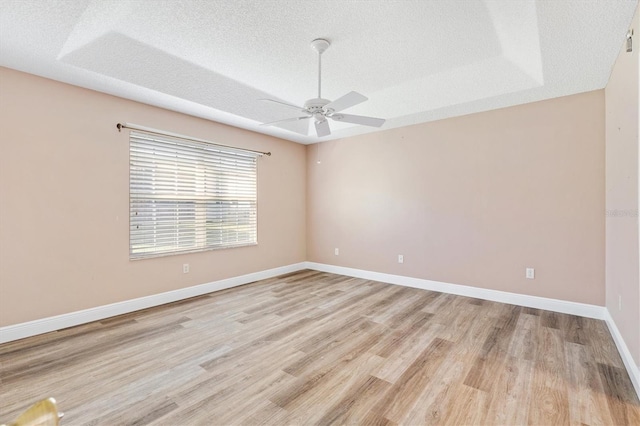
[259,38,385,137]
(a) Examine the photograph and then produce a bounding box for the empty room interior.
[1,1,640,425]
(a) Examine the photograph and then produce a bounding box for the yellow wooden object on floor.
[2,398,62,426]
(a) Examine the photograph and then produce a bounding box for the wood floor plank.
[373,312,433,358]
[565,342,614,426]
[528,326,571,425]
[281,351,385,424]
[271,325,386,410]
[440,384,491,425]
[507,312,538,361]
[597,363,640,425]
[385,291,439,329]
[373,337,454,423]
[402,356,468,425]
[588,318,627,369]
[463,305,521,393]
[372,322,445,384]
[315,375,392,426]
[484,356,533,425]
[1,270,638,425]
[231,400,289,426]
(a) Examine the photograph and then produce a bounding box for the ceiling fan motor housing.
[304,98,332,121]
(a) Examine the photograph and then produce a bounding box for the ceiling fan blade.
[330,113,385,127]
[260,116,311,126]
[324,91,368,112]
[258,98,306,112]
[315,119,331,137]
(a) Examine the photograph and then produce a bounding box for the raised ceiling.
[0,0,637,144]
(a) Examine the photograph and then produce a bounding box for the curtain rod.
[116,123,271,157]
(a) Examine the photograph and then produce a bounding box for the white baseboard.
[603,309,640,399]
[305,262,605,319]
[0,262,307,344]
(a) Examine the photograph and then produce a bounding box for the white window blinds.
[129,131,258,259]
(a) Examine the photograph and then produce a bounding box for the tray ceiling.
[0,0,637,144]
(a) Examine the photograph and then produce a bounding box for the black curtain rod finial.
[117,123,123,132]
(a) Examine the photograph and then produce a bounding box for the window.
[129,131,258,259]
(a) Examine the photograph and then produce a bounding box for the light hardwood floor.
[1,270,639,425]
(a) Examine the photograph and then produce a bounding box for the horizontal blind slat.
[129,130,258,259]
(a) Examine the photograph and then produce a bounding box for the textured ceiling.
[0,0,637,144]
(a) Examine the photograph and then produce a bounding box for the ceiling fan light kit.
[259,38,385,138]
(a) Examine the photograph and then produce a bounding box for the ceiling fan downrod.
[311,38,330,99]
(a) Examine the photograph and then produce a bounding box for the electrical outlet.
[525,268,535,279]
[398,255,404,264]
[334,248,339,256]
[619,295,622,311]
[183,264,190,274]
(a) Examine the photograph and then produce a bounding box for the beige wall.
[307,91,605,306]
[0,67,306,327]
[605,6,640,366]
[0,61,621,330]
